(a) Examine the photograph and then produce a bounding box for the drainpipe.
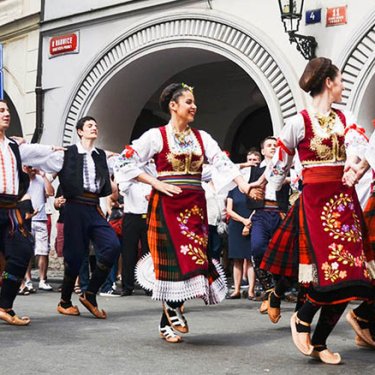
[31,0,45,143]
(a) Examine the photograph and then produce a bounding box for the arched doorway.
[61,13,299,153]
[339,12,375,133]
[229,107,272,163]
[3,92,22,137]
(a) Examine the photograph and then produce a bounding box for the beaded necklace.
[171,125,194,150]
[316,110,337,133]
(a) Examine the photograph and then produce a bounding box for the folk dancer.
[0,99,64,325]
[260,58,374,364]
[114,83,260,343]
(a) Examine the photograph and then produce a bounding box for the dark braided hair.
[299,57,339,97]
[159,83,193,114]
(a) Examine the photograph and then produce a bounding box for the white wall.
[0,0,40,138]
[40,0,375,146]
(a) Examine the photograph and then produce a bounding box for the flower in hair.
[181,83,194,92]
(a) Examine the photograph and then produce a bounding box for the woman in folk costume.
[260,57,375,364]
[114,83,259,343]
[344,129,375,348]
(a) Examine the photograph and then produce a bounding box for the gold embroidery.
[320,193,362,243]
[177,205,208,247]
[165,125,204,174]
[321,261,347,282]
[180,244,207,265]
[165,153,204,174]
[302,111,346,166]
[321,242,368,282]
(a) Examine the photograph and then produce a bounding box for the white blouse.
[114,123,241,194]
[366,132,375,171]
[265,109,368,191]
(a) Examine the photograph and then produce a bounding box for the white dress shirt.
[0,139,63,195]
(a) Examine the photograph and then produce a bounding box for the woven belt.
[68,192,100,205]
[0,194,19,208]
[264,200,278,207]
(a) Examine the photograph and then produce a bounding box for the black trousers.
[0,207,34,309]
[121,213,149,291]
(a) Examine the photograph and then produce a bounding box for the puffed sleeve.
[265,113,305,191]
[343,111,368,160]
[113,128,162,190]
[366,131,375,170]
[200,131,241,195]
[19,143,64,174]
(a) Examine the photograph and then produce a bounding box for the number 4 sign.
[306,9,322,25]
[326,6,347,27]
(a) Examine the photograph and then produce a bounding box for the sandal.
[311,346,341,365]
[267,289,281,324]
[74,285,82,294]
[0,308,31,326]
[79,293,107,319]
[163,303,189,333]
[346,310,375,348]
[159,325,182,343]
[290,312,314,355]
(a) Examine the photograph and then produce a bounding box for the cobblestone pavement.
[1,287,374,375]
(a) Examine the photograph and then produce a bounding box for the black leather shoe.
[121,289,133,296]
[226,292,241,300]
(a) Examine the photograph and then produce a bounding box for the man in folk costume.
[246,136,291,317]
[55,116,120,318]
[114,83,262,343]
[260,58,374,364]
[0,100,64,325]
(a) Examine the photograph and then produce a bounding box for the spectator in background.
[239,150,262,180]
[99,178,124,297]
[23,166,55,291]
[202,176,227,262]
[117,161,154,296]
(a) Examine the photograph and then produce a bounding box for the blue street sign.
[306,9,322,25]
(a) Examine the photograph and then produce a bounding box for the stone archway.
[62,12,298,146]
[338,11,375,132]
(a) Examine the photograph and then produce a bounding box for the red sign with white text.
[326,6,347,27]
[49,33,79,57]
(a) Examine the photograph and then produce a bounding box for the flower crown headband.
[181,82,194,93]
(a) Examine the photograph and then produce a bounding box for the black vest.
[247,166,290,213]
[8,140,30,198]
[58,145,112,199]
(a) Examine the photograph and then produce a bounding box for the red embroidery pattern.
[0,148,6,193]
[0,146,17,194]
[8,145,16,194]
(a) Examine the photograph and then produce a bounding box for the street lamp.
[277,0,317,60]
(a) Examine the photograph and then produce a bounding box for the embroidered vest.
[298,109,347,166]
[58,145,112,198]
[154,126,205,176]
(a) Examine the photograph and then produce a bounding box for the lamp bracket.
[288,32,317,60]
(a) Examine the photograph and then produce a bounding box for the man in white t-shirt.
[24,166,55,291]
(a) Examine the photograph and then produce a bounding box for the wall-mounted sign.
[49,32,79,58]
[306,9,321,25]
[326,6,347,27]
[0,44,3,100]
